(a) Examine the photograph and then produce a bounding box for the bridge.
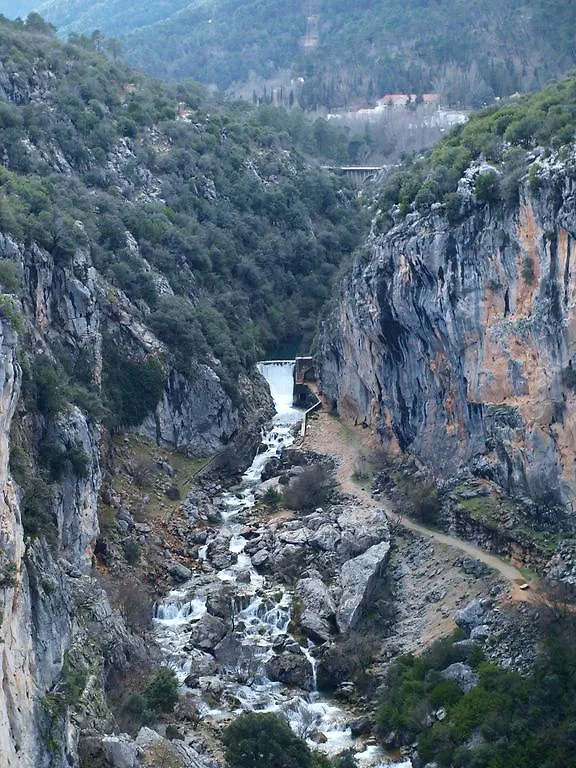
[322,166,387,186]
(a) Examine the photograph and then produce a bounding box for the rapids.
[153,360,410,767]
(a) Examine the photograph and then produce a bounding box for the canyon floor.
[301,410,539,659]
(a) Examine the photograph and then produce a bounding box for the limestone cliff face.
[0,310,103,767]
[0,232,238,765]
[320,154,576,505]
[16,236,238,457]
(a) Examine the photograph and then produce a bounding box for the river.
[153,360,411,767]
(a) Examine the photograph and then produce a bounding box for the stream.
[153,361,411,767]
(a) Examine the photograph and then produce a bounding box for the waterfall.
[257,360,301,423]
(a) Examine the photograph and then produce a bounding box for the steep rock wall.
[0,233,239,764]
[320,159,576,505]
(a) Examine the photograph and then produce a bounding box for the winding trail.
[302,410,534,597]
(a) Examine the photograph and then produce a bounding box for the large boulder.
[337,541,391,632]
[101,734,138,768]
[336,506,389,559]
[188,614,228,652]
[297,575,336,642]
[310,524,341,552]
[297,576,336,618]
[300,609,332,644]
[265,651,314,691]
[440,662,479,693]
[206,588,234,620]
[454,599,491,633]
[168,562,193,582]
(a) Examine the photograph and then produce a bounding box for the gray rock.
[300,609,332,644]
[455,599,490,631]
[204,504,222,524]
[337,541,391,632]
[210,549,238,570]
[440,662,479,692]
[310,524,340,552]
[101,735,138,768]
[271,543,307,577]
[425,587,447,603]
[136,364,238,456]
[117,508,135,526]
[470,624,492,641]
[134,523,151,534]
[205,589,233,620]
[278,527,311,546]
[135,727,163,747]
[336,506,390,558]
[265,652,314,691]
[187,649,218,676]
[188,614,227,651]
[349,717,372,737]
[297,576,336,619]
[251,549,270,568]
[168,562,193,582]
[317,167,576,504]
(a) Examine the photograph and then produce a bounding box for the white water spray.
[153,361,406,766]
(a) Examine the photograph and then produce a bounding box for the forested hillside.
[35,0,576,109]
[0,15,366,413]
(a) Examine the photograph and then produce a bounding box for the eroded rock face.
[137,366,237,456]
[320,159,576,505]
[0,232,244,766]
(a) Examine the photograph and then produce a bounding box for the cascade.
[153,361,410,766]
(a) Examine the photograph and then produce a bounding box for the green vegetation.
[0,16,366,407]
[144,667,179,714]
[38,0,576,110]
[376,77,576,228]
[102,346,165,430]
[122,538,140,565]
[377,618,576,767]
[222,712,331,768]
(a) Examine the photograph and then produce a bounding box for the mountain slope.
[36,0,576,108]
[320,78,576,508]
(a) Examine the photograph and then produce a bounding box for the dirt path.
[303,410,532,596]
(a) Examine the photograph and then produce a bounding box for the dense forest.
[33,0,576,109]
[0,15,367,413]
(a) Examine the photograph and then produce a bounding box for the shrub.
[522,256,535,284]
[130,456,157,488]
[21,477,56,546]
[262,486,281,508]
[144,668,179,714]
[0,260,22,293]
[222,712,313,768]
[165,724,184,741]
[103,345,165,430]
[28,356,65,416]
[475,171,501,204]
[122,539,141,565]
[165,485,181,501]
[404,481,441,524]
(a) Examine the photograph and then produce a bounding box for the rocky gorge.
[4,16,576,768]
[320,150,576,511]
